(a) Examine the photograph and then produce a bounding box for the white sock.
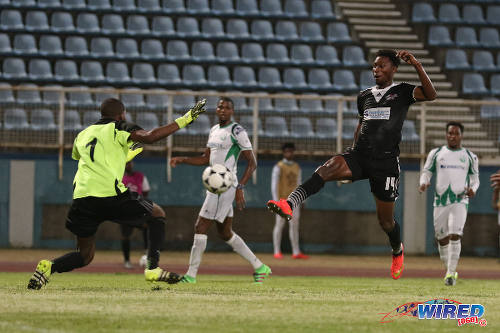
[289,215,301,255]
[273,216,285,254]
[447,239,461,275]
[226,233,263,270]
[186,234,207,278]
[438,243,449,271]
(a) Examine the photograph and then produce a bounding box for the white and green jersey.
[207,121,252,186]
[420,146,479,207]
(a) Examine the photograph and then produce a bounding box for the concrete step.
[395,72,447,80]
[354,25,412,32]
[434,90,458,97]
[412,105,471,112]
[366,41,424,49]
[337,2,396,9]
[349,18,407,25]
[417,114,477,122]
[427,130,487,138]
[406,81,452,89]
[426,122,481,129]
[432,139,495,147]
[398,65,441,73]
[343,9,401,17]
[368,48,430,57]
[359,33,419,40]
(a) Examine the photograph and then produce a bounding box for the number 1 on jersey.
[86,138,98,162]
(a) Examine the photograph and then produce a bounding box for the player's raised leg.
[182,216,212,283]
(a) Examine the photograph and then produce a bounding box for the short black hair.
[446,121,464,133]
[100,98,125,118]
[218,96,234,109]
[282,142,295,150]
[375,49,400,67]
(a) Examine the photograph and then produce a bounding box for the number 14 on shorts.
[385,177,398,192]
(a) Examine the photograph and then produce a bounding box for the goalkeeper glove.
[126,142,143,162]
[175,99,207,129]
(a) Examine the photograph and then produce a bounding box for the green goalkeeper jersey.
[71,118,142,199]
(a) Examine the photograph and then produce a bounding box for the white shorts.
[433,203,468,240]
[199,186,235,223]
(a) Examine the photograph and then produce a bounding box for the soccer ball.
[202,164,234,194]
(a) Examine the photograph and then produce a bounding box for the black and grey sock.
[387,221,402,255]
[146,216,165,270]
[121,239,130,262]
[51,252,85,274]
[287,172,325,210]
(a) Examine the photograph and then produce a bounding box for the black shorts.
[66,190,153,238]
[341,150,400,202]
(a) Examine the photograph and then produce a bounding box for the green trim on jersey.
[434,185,466,206]
[225,135,241,162]
[427,146,443,173]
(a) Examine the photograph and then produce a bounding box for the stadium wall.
[0,154,498,256]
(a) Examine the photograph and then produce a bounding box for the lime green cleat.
[253,264,272,284]
[28,259,52,290]
[145,267,182,285]
[180,275,197,283]
[444,272,458,286]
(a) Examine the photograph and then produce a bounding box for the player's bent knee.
[449,234,461,241]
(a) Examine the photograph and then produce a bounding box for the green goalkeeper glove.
[175,99,207,129]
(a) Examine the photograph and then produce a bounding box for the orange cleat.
[273,252,283,259]
[292,253,309,259]
[391,243,404,280]
[267,199,293,221]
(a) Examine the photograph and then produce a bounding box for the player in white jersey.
[419,121,479,286]
[170,97,271,284]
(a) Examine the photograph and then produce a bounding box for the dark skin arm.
[170,148,211,167]
[236,150,257,210]
[397,50,437,102]
[129,122,181,144]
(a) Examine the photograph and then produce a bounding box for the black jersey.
[354,82,416,158]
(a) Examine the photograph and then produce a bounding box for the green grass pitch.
[0,272,498,332]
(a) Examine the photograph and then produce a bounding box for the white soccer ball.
[202,164,234,194]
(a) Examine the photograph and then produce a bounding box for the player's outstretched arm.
[170,148,211,167]
[130,99,206,144]
[397,50,437,102]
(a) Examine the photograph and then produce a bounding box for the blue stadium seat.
[157,64,181,85]
[259,67,282,89]
[264,116,289,137]
[106,62,130,82]
[236,0,259,15]
[275,21,298,41]
[116,38,139,58]
[241,43,264,63]
[308,69,332,90]
[445,49,470,70]
[51,12,74,32]
[76,13,99,33]
[325,97,346,115]
[151,16,175,36]
[311,0,335,19]
[428,25,453,46]
[0,33,11,52]
[491,74,500,95]
[284,0,307,18]
[480,98,500,119]
[145,88,169,109]
[260,0,282,17]
[227,19,249,39]
[182,64,206,86]
[80,61,105,82]
[55,60,78,81]
[187,114,210,135]
[360,70,375,90]
[132,63,155,83]
[274,93,299,113]
[327,22,351,43]
[480,28,500,48]
[412,3,436,22]
[486,6,500,25]
[187,0,210,14]
[333,70,358,92]
[211,0,234,15]
[266,43,289,64]
[291,44,314,64]
[462,73,488,95]
[438,4,461,23]
[83,111,101,126]
[137,0,160,11]
[136,112,159,130]
[192,41,215,61]
[463,5,485,25]
[402,121,419,142]
[233,66,257,88]
[290,117,314,138]
[65,36,88,56]
[127,15,150,35]
[13,34,37,54]
[141,39,165,59]
[177,17,200,37]
[163,0,185,13]
[63,0,86,9]
[67,86,94,107]
[239,115,263,136]
[216,42,240,61]
[201,18,224,38]
[207,65,231,87]
[4,108,29,130]
[315,45,340,66]
[172,93,196,111]
[38,0,61,7]
[283,68,307,89]
[251,20,274,40]
[456,27,479,47]
[473,51,496,71]
[17,84,41,104]
[0,10,24,30]
[342,119,359,139]
[94,86,118,104]
[300,95,323,114]
[39,35,63,56]
[11,0,36,6]
[166,40,189,60]
[315,118,337,139]
[64,110,82,131]
[90,37,114,57]
[497,53,500,70]
[0,83,15,104]
[42,85,64,106]
[113,0,136,11]
[29,59,52,80]
[88,0,111,9]
[300,22,324,41]
[342,46,368,67]
[26,11,50,31]
[2,58,26,78]
[252,95,273,112]
[101,14,125,34]
[121,88,145,108]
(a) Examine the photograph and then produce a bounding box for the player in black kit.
[267,49,437,279]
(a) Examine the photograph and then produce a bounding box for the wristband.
[236,184,245,190]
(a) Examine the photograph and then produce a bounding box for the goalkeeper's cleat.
[267,199,293,222]
[174,99,207,129]
[180,275,197,284]
[145,267,182,284]
[391,243,404,280]
[444,272,458,286]
[28,259,52,290]
[253,264,272,284]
